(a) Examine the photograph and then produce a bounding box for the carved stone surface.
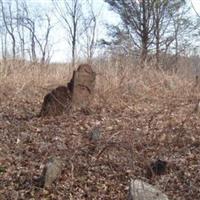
[71,64,96,107]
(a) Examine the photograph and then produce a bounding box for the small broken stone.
[41,156,63,188]
[128,179,169,200]
[89,127,101,142]
[194,100,200,113]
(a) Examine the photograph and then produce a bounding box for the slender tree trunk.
[72,36,76,68]
[31,34,36,61]
[72,13,77,69]
[11,34,16,59]
[140,0,148,65]
[155,4,160,69]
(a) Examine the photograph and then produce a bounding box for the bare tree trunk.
[31,32,36,61]
[72,7,77,68]
[140,0,149,64]
[1,33,7,60]
[53,0,82,68]
[40,15,52,64]
[16,0,25,60]
[0,0,16,59]
[87,0,97,62]
[155,2,160,69]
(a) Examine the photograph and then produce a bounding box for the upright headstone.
[71,64,96,108]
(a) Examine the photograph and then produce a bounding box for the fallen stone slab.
[128,179,169,200]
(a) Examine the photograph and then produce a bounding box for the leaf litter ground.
[0,82,200,200]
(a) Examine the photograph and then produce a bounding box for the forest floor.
[1,66,200,199]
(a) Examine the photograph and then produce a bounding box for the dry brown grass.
[1,58,200,199]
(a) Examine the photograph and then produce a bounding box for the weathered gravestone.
[71,64,96,107]
[40,157,63,188]
[39,64,96,117]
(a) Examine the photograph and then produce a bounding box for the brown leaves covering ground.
[1,68,200,200]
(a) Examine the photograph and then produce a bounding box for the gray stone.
[194,100,200,113]
[89,127,101,142]
[128,179,169,200]
[41,157,63,188]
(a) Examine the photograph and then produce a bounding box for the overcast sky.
[26,0,119,62]
[25,0,200,62]
[191,0,200,10]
